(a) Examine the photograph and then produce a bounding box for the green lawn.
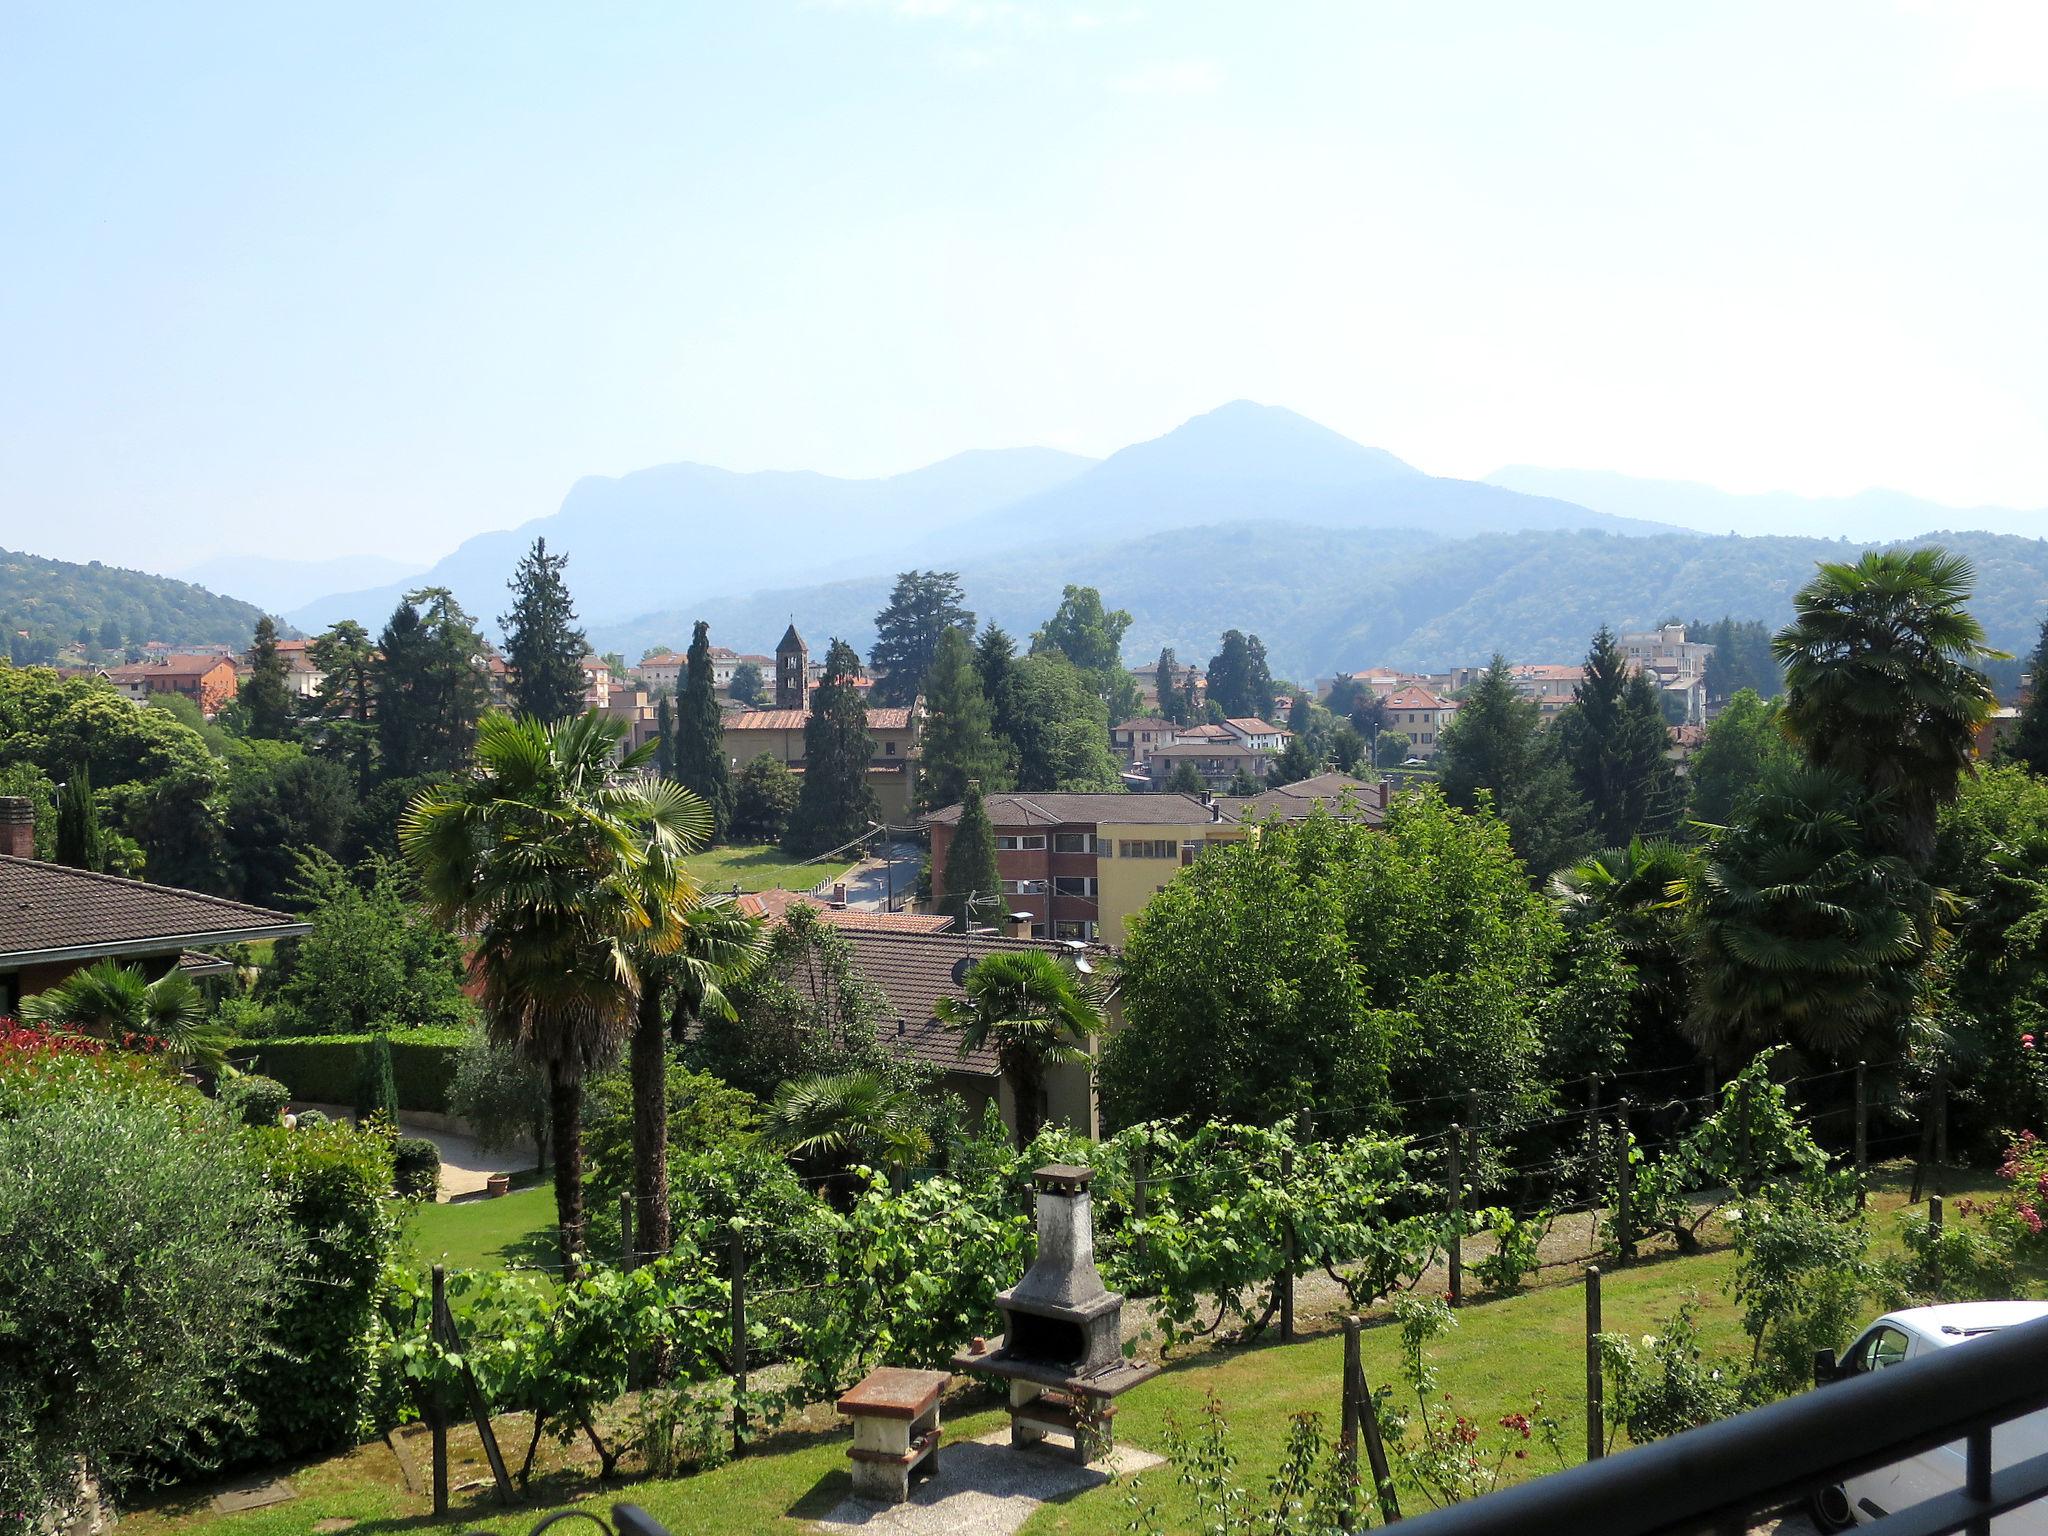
[687,843,855,894]
[121,1169,2004,1536]
[400,1179,559,1273]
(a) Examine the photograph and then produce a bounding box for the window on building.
[1052,832,1094,854]
[1052,876,1096,898]
[1053,920,1096,941]
[884,740,896,755]
[995,835,1047,851]
[1001,878,1048,895]
[1118,839,1179,859]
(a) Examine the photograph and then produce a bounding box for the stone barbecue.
[953,1164,1155,1463]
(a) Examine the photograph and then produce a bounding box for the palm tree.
[402,711,700,1276]
[630,890,768,1259]
[21,958,221,1065]
[1773,548,2000,867]
[935,949,1101,1150]
[765,1068,933,1179]
[1686,763,1927,1068]
[1552,837,1699,1069]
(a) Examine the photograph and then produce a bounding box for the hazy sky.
[3,1,2045,574]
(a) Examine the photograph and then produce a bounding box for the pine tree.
[918,626,1011,811]
[976,622,1018,744]
[1554,626,1682,848]
[939,780,1003,932]
[1155,648,1184,726]
[375,588,490,779]
[1436,655,1590,878]
[500,537,589,723]
[869,571,974,707]
[655,695,674,779]
[96,616,122,653]
[309,619,379,790]
[784,639,880,856]
[1165,760,1205,794]
[54,766,105,872]
[674,621,732,838]
[2009,618,2048,777]
[240,616,295,739]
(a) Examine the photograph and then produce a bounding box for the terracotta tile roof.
[1112,717,1173,734]
[1224,718,1287,735]
[1224,772,1388,825]
[1511,664,1583,681]
[726,708,913,731]
[0,856,310,966]
[925,792,1223,828]
[107,655,233,680]
[736,888,952,934]
[1384,684,1452,710]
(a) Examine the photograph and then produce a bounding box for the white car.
[1813,1302,2048,1533]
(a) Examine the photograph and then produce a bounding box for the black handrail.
[1390,1313,2048,1536]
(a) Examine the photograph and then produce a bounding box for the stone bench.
[836,1366,949,1503]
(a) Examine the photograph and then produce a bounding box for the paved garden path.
[297,1103,522,1201]
[812,1429,1161,1536]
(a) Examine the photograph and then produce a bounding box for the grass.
[686,843,855,894]
[400,1177,559,1273]
[120,1167,2007,1536]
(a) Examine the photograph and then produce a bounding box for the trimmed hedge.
[393,1137,441,1201]
[228,1029,468,1116]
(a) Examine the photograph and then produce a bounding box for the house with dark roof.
[723,704,922,823]
[0,798,310,1014]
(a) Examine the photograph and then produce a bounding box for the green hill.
[0,547,270,664]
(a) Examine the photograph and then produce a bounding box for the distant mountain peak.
[1100,400,1420,485]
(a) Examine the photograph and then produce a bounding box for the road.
[839,839,923,911]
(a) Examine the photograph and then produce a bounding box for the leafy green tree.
[0,762,56,859]
[939,779,1003,931]
[1375,729,1411,768]
[1554,626,1682,848]
[307,619,378,790]
[766,1067,933,1176]
[96,615,122,652]
[784,639,880,856]
[223,748,358,908]
[1227,764,1261,796]
[2006,617,2048,776]
[936,950,1101,1150]
[1032,584,1131,680]
[1693,617,1783,702]
[500,536,589,724]
[869,571,973,707]
[1773,548,1999,867]
[917,625,1011,811]
[239,615,295,739]
[974,621,1016,714]
[1435,656,1589,879]
[1166,760,1205,794]
[375,588,489,780]
[271,854,475,1034]
[731,754,800,843]
[449,1029,552,1169]
[674,621,732,838]
[1687,762,1927,1065]
[1330,724,1366,774]
[729,659,765,706]
[402,711,701,1273]
[54,764,105,871]
[998,653,1124,792]
[1205,629,1275,720]
[1686,689,1796,828]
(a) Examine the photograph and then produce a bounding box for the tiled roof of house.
[735,888,952,934]
[726,708,913,731]
[0,856,310,966]
[1224,717,1286,735]
[1173,723,1236,742]
[1512,664,1583,681]
[107,655,232,680]
[831,930,1108,1076]
[1384,684,1452,710]
[926,792,1223,828]
[1112,717,1173,734]
[1224,772,1388,824]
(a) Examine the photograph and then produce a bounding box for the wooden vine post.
[1447,1123,1464,1309]
[1585,1265,1604,1462]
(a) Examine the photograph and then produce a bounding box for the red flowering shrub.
[0,1021,106,1057]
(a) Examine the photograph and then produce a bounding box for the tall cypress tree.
[784,638,879,856]
[1555,626,1682,848]
[1155,647,1183,725]
[54,766,105,872]
[919,626,1011,811]
[500,537,588,723]
[240,615,294,739]
[2009,617,2048,777]
[655,694,675,780]
[674,621,732,838]
[939,779,1004,932]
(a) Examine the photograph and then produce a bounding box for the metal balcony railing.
[1392,1313,2048,1536]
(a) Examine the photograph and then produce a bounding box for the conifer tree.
[1206,630,1275,720]
[918,626,1011,811]
[784,639,879,856]
[500,537,588,724]
[240,615,294,739]
[869,571,973,707]
[939,780,1004,932]
[2009,618,2048,777]
[730,660,764,706]
[1155,647,1184,725]
[375,588,489,779]
[1554,626,1682,848]
[655,694,674,780]
[54,766,105,872]
[674,621,732,838]
[1165,760,1204,794]
[1436,655,1590,878]
[977,622,1018,744]
[309,619,378,790]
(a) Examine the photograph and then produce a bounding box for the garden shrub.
[449,1027,551,1161]
[1471,1208,1552,1293]
[1887,1208,2021,1304]
[1596,1300,1741,1447]
[1729,1182,1871,1401]
[353,1032,400,1126]
[393,1136,441,1201]
[0,1043,294,1516]
[295,1107,329,1129]
[228,1027,467,1113]
[220,1071,291,1126]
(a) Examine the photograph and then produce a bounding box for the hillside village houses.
[106,652,242,717]
[1620,623,1714,723]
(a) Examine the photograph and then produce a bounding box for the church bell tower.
[775,623,808,709]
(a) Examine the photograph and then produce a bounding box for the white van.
[1813,1302,2048,1533]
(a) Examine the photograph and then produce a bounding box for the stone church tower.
[775,622,808,709]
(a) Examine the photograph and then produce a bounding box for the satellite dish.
[950,956,974,987]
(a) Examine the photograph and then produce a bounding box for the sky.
[2,0,2045,574]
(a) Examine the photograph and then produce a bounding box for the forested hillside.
[0,547,270,662]
[594,525,2048,680]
